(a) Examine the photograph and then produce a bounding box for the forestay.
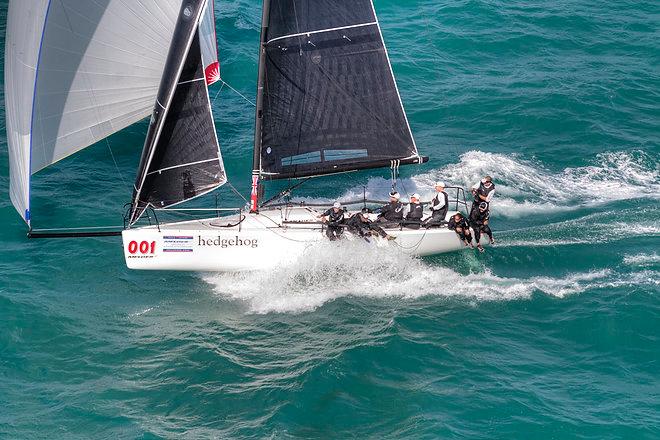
[4,0,182,225]
[130,0,226,224]
[256,0,424,180]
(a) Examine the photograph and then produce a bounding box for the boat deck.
[134,205,458,234]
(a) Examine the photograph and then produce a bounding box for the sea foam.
[297,150,659,218]
[201,241,650,314]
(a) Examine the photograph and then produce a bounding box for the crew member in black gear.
[470,175,495,215]
[318,201,345,241]
[470,202,494,252]
[448,212,473,248]
[403,193,423,229]
[376,191,404,227]
[346,208,394,241]
[424,181,449,227]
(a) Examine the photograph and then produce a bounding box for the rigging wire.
[210,80,225,105]
[226,180,249,204]
[105,138,128,186]
[219,79,256,107]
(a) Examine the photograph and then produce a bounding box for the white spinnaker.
[199,0,220,85]
[5,0,183,224]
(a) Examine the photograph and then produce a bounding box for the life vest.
[470,208,490,226]
[474,182,495,202]
[328,210,344,223]
[380,201,404,221]
[431,191,449,217]
[406,202,423,221]
[323,208,345,224]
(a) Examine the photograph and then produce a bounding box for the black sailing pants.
[454,227,472,242]
[326,224,343,241]
[472,224,493,243]
[424,209,447,227]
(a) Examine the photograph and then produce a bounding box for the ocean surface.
[1,0,659,438]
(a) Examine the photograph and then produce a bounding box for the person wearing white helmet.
[376,190,404,226]
[404,193,424,229]
[317,201,345,241]
[424,181,449,227]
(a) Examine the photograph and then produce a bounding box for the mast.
[250,0,271,213]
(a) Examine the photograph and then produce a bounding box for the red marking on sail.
[205,61,220,85]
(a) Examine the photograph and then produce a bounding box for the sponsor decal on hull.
[163,235,194,253]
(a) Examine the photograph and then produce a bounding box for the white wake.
[297,150,659,218]
[201,240,655,314]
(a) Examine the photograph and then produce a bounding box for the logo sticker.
[205,61,220,85]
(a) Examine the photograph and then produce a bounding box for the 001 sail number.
[127,240,156,255]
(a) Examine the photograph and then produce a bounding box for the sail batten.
[254,0,423,182]
[266,21,378,45]
[146,158,220,176]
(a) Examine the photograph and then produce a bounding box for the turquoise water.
[1,0,659,438]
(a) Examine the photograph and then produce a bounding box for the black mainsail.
[253,0,427,187]
[130,0,225,224]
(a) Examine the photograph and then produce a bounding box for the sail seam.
[146,159,218,176]
[266,22,378,45]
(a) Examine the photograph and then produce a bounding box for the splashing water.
[200,240,655,314]
[295,150,659,218]
[417,150,659,217]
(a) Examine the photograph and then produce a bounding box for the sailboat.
[5,0,480,272]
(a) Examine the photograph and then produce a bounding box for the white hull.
[122,206,482,272]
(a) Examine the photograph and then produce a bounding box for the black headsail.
[130,0,225,224]
[253,0,427,187]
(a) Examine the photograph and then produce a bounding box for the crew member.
[318,201,345,241]
[448,212,473,248]
[425,181,449,227]
[469,202,494,252]
[346,208,395,241]
[376,191,404,226]
[470,176,495,215]
[404,193,423,229]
